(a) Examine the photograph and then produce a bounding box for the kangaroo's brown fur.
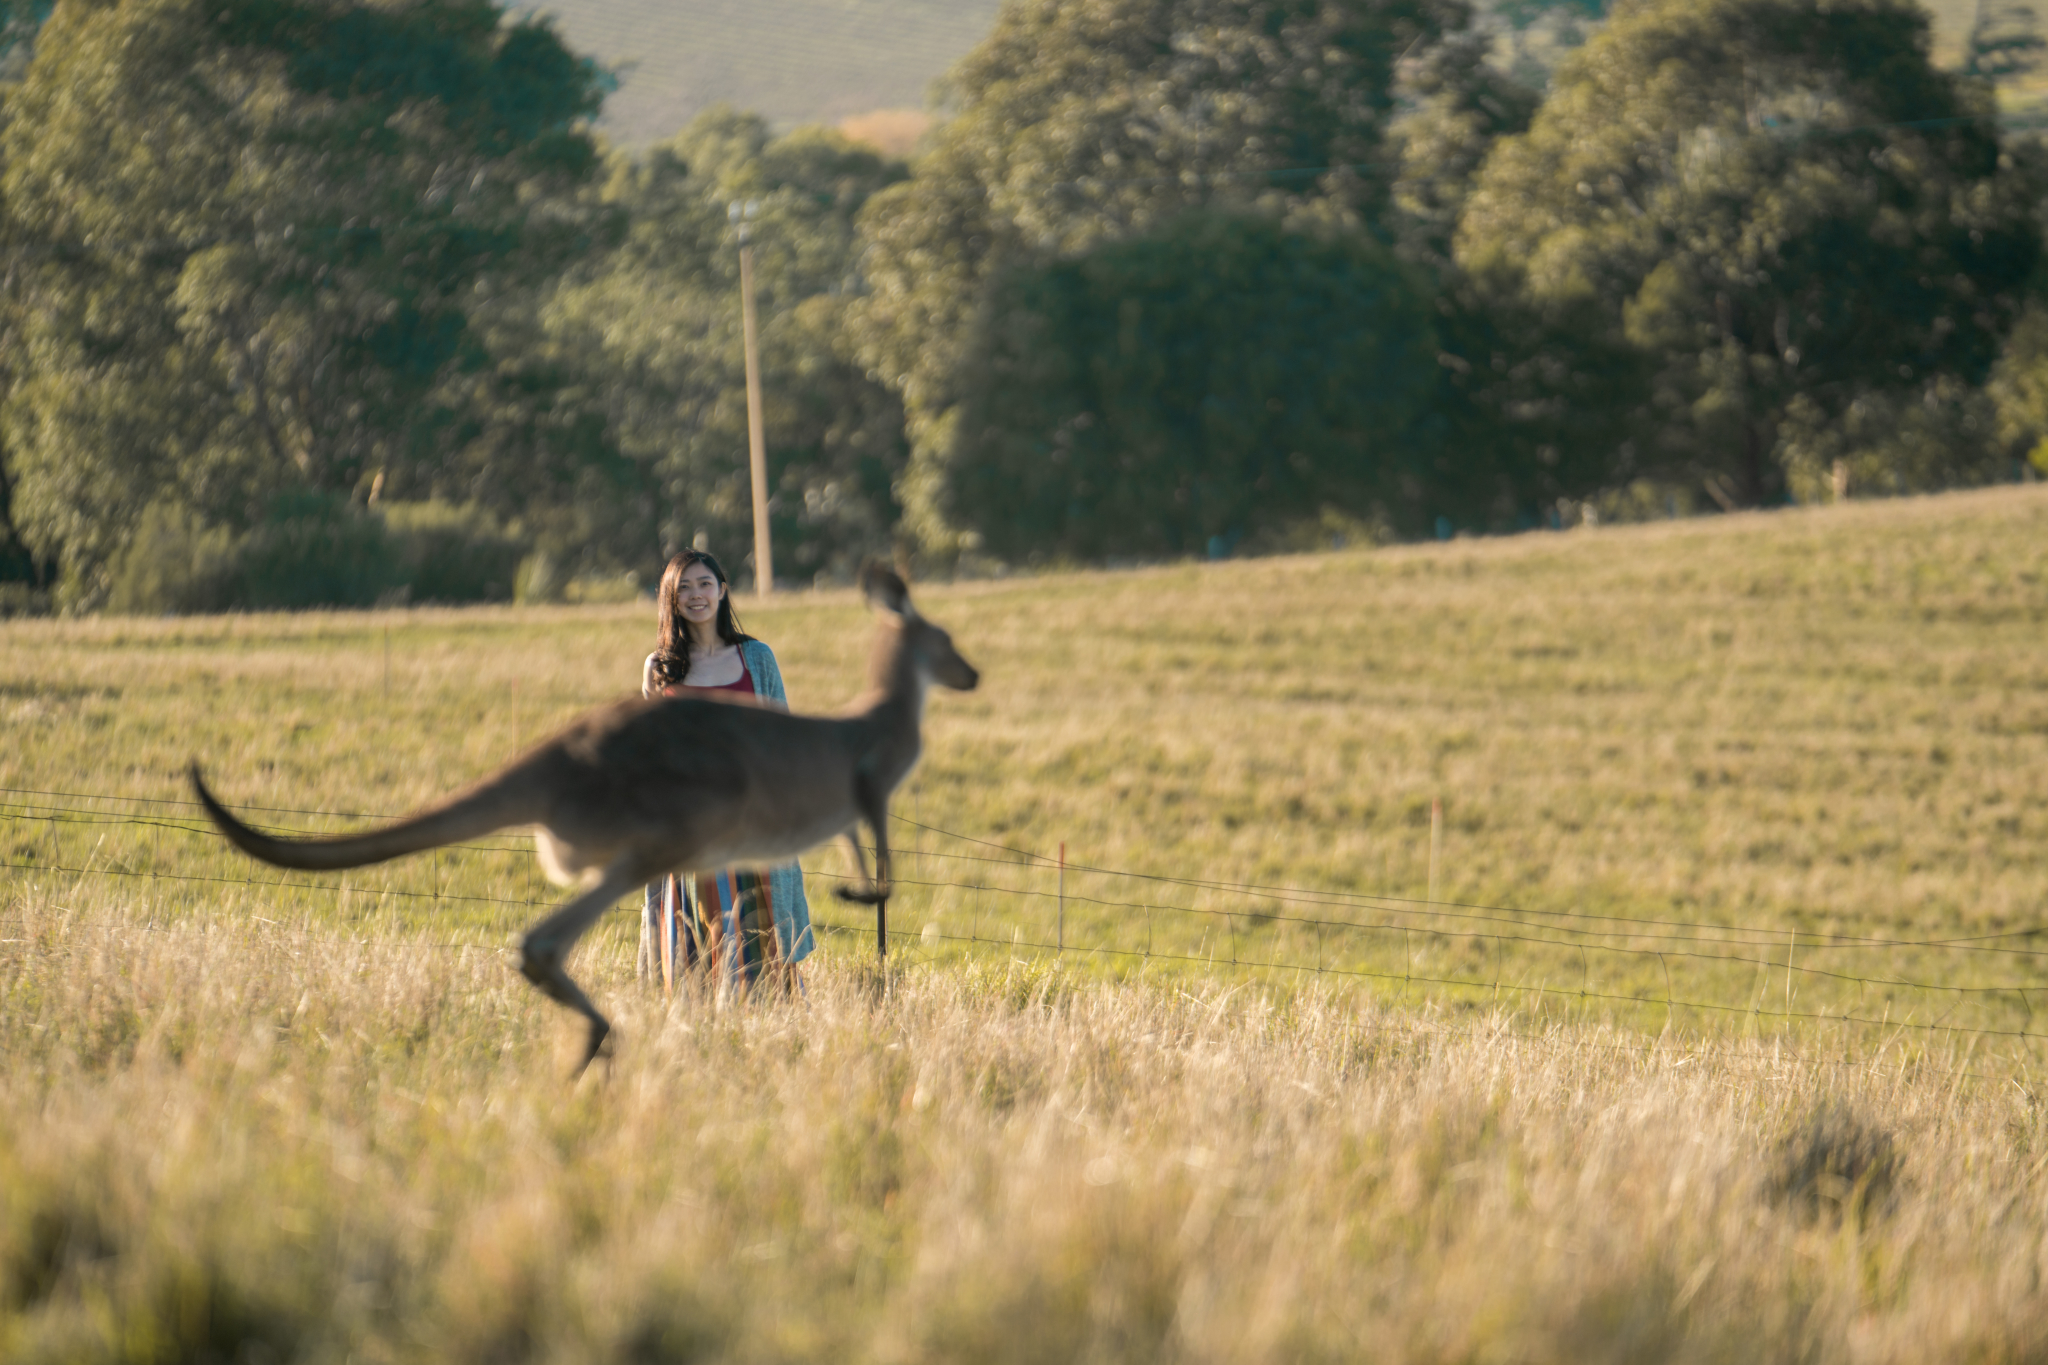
[192,565,978,1073]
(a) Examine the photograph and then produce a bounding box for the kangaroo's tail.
[189,763,542,872]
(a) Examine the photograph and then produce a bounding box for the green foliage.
[1457,0,2040,508]
[1414,273,1653,533]
[5,0,2048,592]
[103,506,245,615]
[1390,34,1643,532]
[103,495,526,614]
[1,0,608,607]
[942,211,1437,559]
[535,107,911,584]
[372,499,529,604]
[1988,294,2048,477]
[0,459,52,594]
[1776,380,2010,503]
[1391,26,1543,270]
[854,0,1460,555]
[232,492,397,611]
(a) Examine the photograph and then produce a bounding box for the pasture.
[3,484,2048,1359]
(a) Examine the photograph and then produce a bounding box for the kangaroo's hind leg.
[832,777,894,957]
[835,832,877,898]
[519,859,651,1076]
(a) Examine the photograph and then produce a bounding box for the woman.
[638,549,814,994]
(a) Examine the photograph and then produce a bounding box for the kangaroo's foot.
[574,1016,612,1078]
[518,944,613,1080]
[834,884,892,905]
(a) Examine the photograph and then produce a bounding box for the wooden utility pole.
[732,199,773,598]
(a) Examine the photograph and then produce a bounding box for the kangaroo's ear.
[859,561,912,616]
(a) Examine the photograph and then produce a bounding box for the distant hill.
[527,0,2018,155]
[522,0,1006,148]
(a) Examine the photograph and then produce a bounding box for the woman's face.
[675,563,726,626]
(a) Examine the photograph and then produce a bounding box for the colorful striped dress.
[637,639,815,996]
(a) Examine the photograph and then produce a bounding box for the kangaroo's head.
[861,563,980,694]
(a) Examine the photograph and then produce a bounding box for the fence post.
[1784,928,1795,1016]
[1057,842,1066,954]
[1428,798,1442,903]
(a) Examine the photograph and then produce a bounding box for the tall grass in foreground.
[3,883,2046,1363]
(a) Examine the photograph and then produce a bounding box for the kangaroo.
[191,565,978,1073]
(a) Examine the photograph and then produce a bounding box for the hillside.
[525,0,1003,145]
[527,0,2013,150]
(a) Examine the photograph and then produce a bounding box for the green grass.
[6,485,2048,1050]
[7,485,2048,1360]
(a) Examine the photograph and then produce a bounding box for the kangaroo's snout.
[924,641,978,692]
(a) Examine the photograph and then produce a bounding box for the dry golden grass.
[2,884,2046,1362]
[5,487,2048,1356]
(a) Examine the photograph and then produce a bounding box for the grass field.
[7,484,2048,1041]
[4,485,2048,1358]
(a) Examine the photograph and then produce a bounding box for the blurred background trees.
[533,108,909,589]
[0,0,2042,611]
[2,0,613,608]
[943,211,1436,559]
[1459,0,2039,510]
[849,0,1461,554]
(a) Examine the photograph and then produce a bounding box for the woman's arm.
[743,641,789,711]
[642,652,661,700]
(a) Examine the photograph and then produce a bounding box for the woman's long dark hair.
[650,549,752,689]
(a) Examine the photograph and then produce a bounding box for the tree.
[1383,25,1644,535]
[852,0,1463,555]
[1390,25,1541,271]
[534,108,911,584]
[1,0,608,605]
[940,210,1437,560]
[1456,0,2040,509]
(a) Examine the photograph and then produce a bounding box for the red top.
[664,667,755,698]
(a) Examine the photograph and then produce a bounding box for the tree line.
[0,0,2043,612]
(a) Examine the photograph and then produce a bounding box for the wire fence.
[3,782,2046,1053]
